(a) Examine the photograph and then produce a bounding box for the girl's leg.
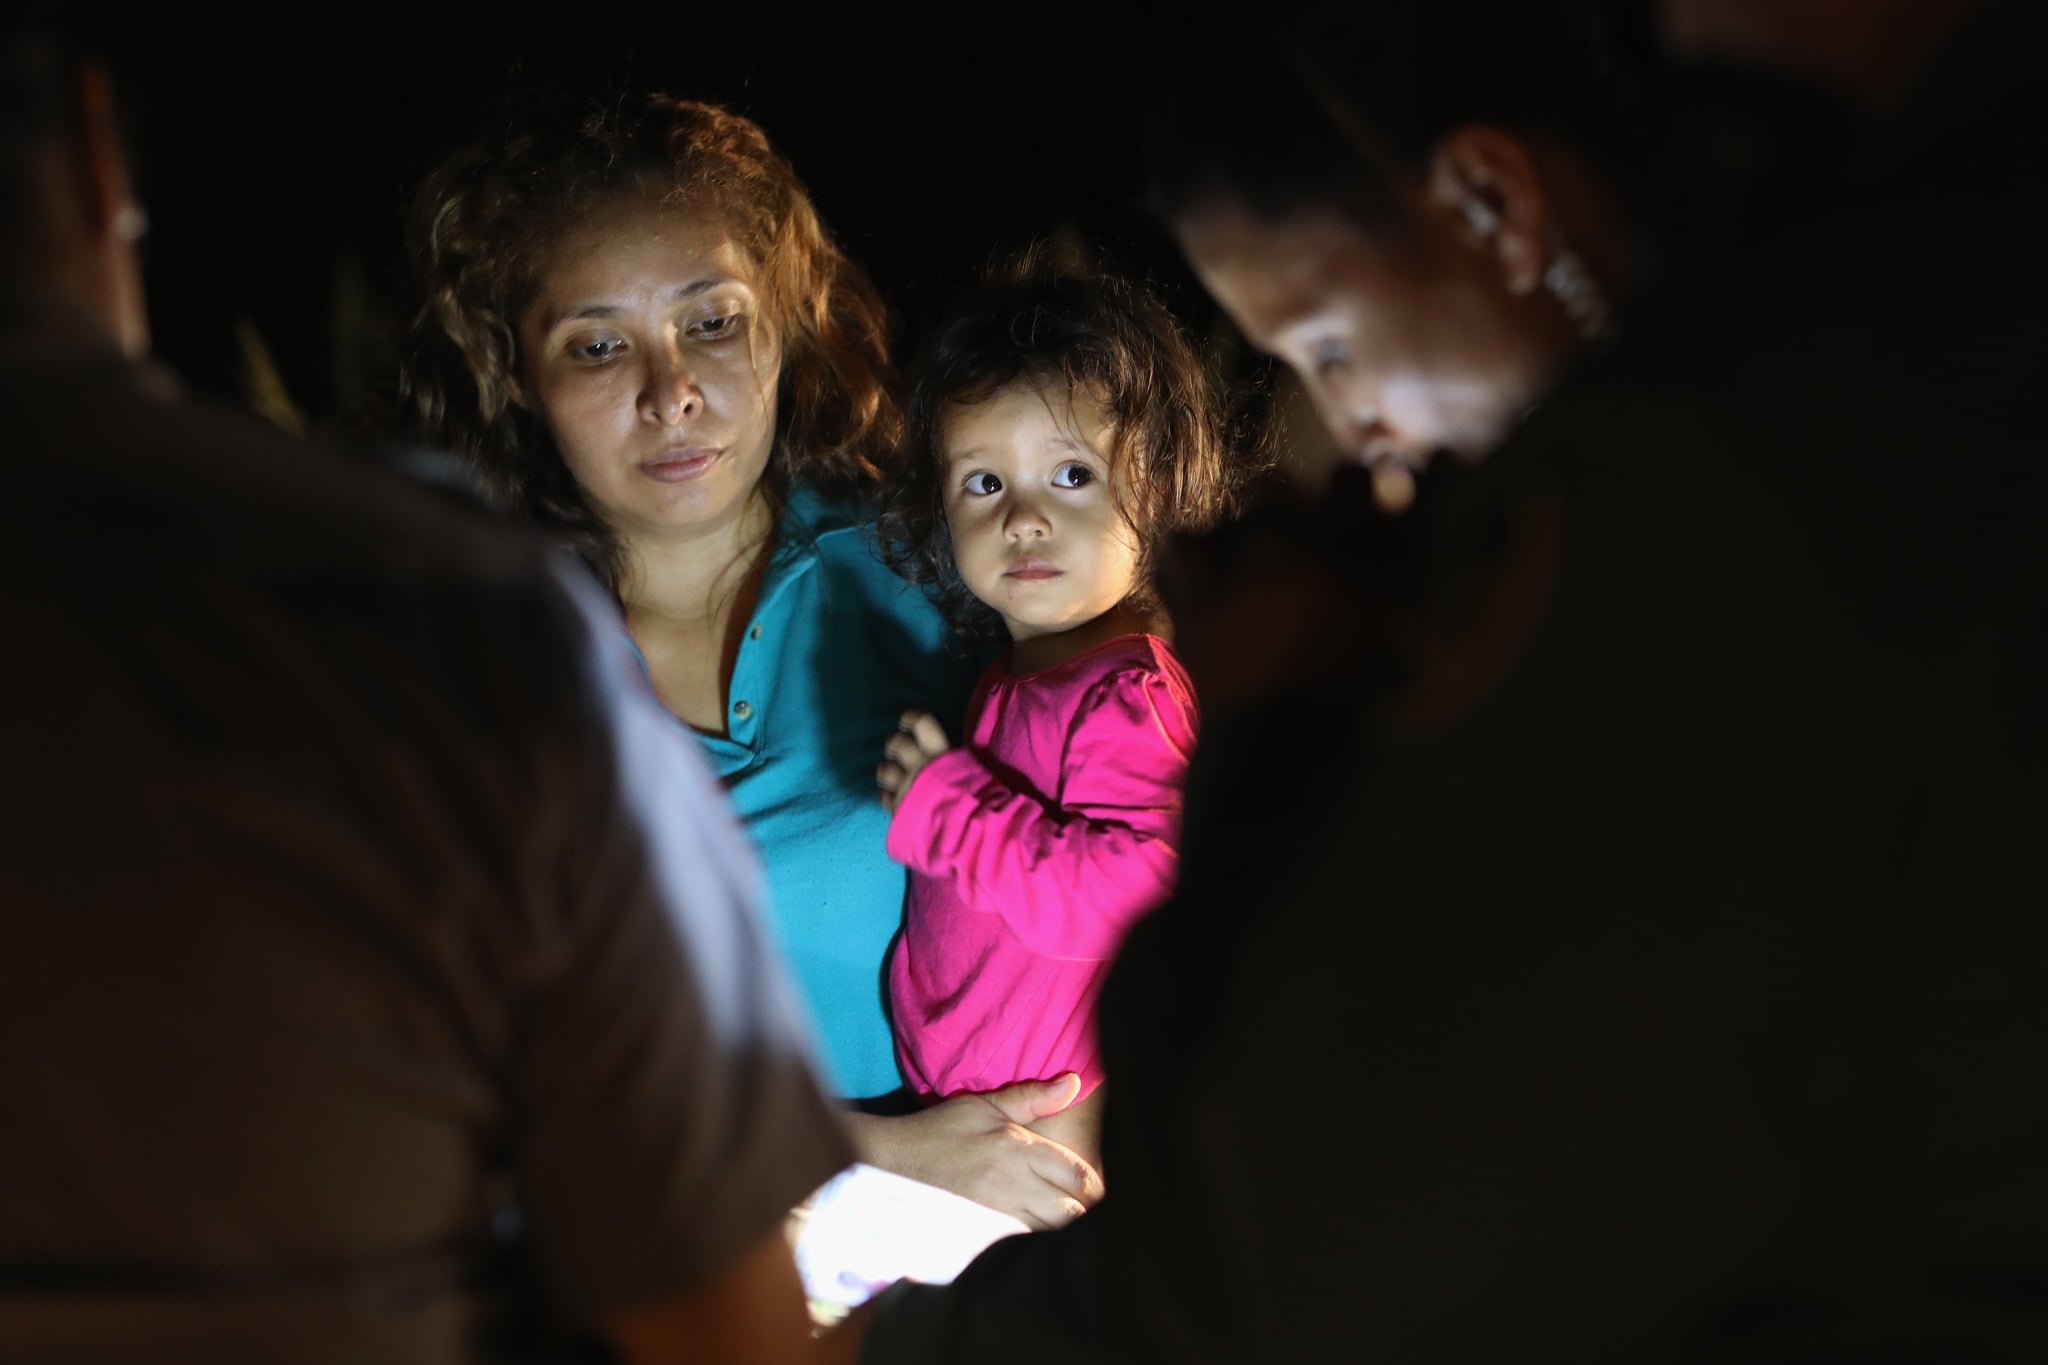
[1026,1084,1106,1176]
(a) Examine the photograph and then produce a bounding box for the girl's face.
[1176,200,1562,485]
[519,199,781,544]
[940,381,1143,647]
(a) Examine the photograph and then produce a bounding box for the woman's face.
[519,199,780,544]
[1176,200,1562,491]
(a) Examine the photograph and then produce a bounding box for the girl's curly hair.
[399,91,899,592]
[881,245,1257,641]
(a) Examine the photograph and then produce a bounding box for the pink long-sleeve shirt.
[886,633,1198,1099]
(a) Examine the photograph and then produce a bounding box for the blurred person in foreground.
[859,1,2048,1361]
[0,26,866,1365]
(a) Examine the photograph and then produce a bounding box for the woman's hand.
[843,1075,1105,1229]
[877,710,952,815]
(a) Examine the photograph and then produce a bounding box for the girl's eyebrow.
[1045,433,1104,458]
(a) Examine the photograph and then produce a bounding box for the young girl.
[875,252,1246,1170]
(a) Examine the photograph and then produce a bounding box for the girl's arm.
[884,669,1195,961]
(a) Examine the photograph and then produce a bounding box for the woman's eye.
[963,472,1003,496]
[572,337,625,363]
[1050,463,1095,490]
[691,312,743,341]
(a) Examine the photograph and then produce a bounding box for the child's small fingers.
[908,713,951,755]
[876,759,904,793]
[899,709,932,733]
[883,733,928,769]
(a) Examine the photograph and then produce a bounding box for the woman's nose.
[639,351,703,427]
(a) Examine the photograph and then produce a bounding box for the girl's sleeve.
[885,667,1196,961]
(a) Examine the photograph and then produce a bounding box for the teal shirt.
[690,490,974,1100]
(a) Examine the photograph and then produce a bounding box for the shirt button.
[749,624,762,641]
[733,700,752,720]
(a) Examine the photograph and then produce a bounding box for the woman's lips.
[641,447,725,483]
[1004,558,1062,581]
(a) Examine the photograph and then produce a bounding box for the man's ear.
[1424,125,1550,297]
[71,59,150,355]
[73,61,143,248]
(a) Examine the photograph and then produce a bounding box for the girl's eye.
[1050,462,1095,490]
[963,471,1003,496]
[572,337,626,363]
[690,312,744,341]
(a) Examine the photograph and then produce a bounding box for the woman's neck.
[620,492,777,624]
[1009,598,1161,676]
[618,492,778,736]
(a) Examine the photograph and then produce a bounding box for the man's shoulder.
[10,364,554,595]
[6,364,597,744]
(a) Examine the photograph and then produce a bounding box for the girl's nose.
[1003,495,1051,540]
[639,350,703,427]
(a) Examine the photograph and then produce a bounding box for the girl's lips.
[1004,559,1062,581]
[641,447,725,483]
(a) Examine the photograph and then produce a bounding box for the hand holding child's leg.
[1026,1083,1105,1177]
[841,1076,1105,1230]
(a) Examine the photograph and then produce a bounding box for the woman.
[401,93,1100,1228]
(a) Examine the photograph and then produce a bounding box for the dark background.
[117,4,1235,430]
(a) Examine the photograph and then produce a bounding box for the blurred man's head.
[1,28,148,356]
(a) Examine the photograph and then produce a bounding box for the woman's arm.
[841,1077,1105,1230]
[882,671,1194,961]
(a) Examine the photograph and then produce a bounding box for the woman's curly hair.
[399,91,899,592]
[881,245,1257,641]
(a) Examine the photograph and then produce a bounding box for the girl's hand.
[842,1076,1105,1230]
[877,710,951,815]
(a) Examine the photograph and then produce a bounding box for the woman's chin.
[620,478,766,540]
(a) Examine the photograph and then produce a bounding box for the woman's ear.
[74,63,142,244]
[500,342,532,411]
[1425,125,1550,298]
